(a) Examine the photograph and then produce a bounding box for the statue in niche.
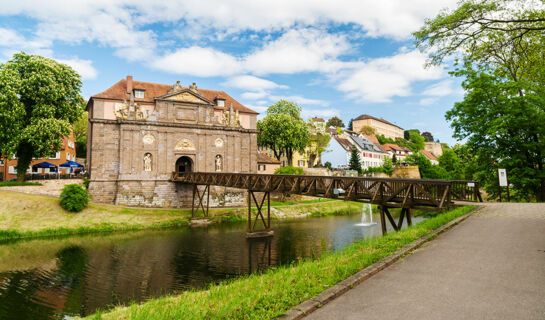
[143,153,152,172]
[215,155,223,172]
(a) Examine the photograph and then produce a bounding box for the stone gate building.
[86,76,259,207]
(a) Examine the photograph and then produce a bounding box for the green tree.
[348,146,362,173]
[392,154,397,166]
[415,0,545,200]
[257,100,309,166]
[414,0,545,66]
[359,125,376,136]
[347,118,353,131]
[406,153,448,180]
[73,111,88,158]
[307,129,331,167]
[326,116,344,128]
[0,53,85,181]
[438,148,462,180]
[382,157,394,175]
[446,62,545,200]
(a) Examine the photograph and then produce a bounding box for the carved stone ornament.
[143,153,152,172]
[175,138,196,151]
[167,80,184,95]
[143,134,155,145]
[221,103,241,128]
[215,138,224,148]
[114,99,146,120]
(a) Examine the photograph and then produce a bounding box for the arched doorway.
[176,156,193,174]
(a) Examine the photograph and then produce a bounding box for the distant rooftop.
[353,114,404,130]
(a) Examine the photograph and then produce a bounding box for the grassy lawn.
[0,191,361,241]
[83,205,477,320]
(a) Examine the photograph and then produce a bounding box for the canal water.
[0,213,424,319]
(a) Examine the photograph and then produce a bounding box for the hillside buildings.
[352,114,404,140]
[86,76,258,207]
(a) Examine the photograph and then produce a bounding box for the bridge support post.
[379,206,413,235]
[246,190,274,238]
[191,184,210,220]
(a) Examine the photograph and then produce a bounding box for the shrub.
[59,184,89,212]
[274,166,304,175]
[82,177,90,190]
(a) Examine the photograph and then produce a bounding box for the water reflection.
[0,213,424,319]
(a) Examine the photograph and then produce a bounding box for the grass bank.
[84,205,477,320]
[0,191,359,241]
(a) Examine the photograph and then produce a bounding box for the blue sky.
[0,0,464,144]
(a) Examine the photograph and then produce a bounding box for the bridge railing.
[171,172,481,209]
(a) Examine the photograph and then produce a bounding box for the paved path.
[307,203,545,320]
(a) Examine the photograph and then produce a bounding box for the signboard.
[498,169,508,187]
[467,182,475,187]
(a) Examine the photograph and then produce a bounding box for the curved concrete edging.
[278,205,484,320]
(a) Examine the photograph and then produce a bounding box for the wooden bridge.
[171,172,482,237]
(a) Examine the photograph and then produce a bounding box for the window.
[49,152,60,160]
[66,152,70,160]
[134,90,145,98]
[298,160,305,167]
[216,99,225,107]
[32,167,39,173]
[258,164,266,171]
[0,160,3,166]
[8,166,16,174]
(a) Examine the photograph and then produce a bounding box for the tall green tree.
[257,100,309,166]
[0,53,84,181]
[347,118,353,131]
[307,119,331,167]
[73,111,88,158]
[326,116,344,128]
[446,62,545,200]
[415,0,545,200]
[438,148,462,180]
[348,146,362,173]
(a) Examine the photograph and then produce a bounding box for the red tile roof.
[91,78,258,114]
[420,149,438,161]
[353,114,404,130]
[257,153,281,164]
[382,143,404,152]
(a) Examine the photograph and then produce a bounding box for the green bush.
[82,177,90,190]
[274,166,304,175]
[59,184,89,212]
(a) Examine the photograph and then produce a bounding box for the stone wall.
[425,142,443,157]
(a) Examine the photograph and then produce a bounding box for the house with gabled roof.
[352,114,404,140]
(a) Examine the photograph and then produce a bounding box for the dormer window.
[134,89,145,99]
[216,99,225,107]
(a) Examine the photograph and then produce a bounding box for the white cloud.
[151,46,241,77]
[56,58,98,80]
[301,108,339,119]
[422,79,454,96]
[419,97,438,106]
[151,28,350,77]
[337,49,444,103]
[269,95,330,107]
[224,75,288,91]
[244,28,350,75]
[241,91,269,100]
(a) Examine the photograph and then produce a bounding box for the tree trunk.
[15,142,33,182]
[286,149,293,166]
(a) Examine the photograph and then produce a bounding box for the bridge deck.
[171,172,481,209]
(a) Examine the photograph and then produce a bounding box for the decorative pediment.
[175,138,196,151]
[159,81,212,105]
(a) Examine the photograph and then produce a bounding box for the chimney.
[126,75,133,94]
